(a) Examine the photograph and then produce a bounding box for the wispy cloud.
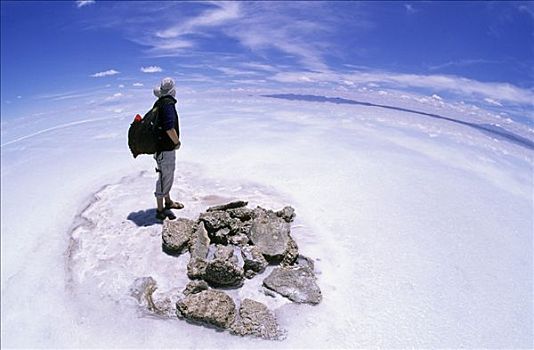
[93,2,360,71]
[155,2,240,39]
[104,92,123,101]
[76,0,95,8]
[428,59,499,71]
[404,4,417,14]
[517,3,534,19]
[214,66,261,76]
[140,66,163,73]
[91,69,119,77]
[271,69,534,105]
[132,83,144,87]
[484,97,503,107]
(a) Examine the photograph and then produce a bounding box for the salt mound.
[65,163,320,340]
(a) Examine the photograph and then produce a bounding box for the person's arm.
[161,104,180,145]
[166,128,179,145]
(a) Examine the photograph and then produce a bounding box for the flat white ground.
[1,90,532,348]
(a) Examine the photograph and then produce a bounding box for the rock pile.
[140,201,321,340]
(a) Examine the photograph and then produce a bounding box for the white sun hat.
[153,77,176,98]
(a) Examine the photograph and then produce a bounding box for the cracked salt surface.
[66,163,308,323]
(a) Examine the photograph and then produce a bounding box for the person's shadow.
[127,209,161,227]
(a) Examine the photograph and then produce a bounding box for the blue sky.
[1,1,533,118]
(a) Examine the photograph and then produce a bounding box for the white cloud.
[484,98,503,107]
[122,2,337,70]
[156,2,241,39]
[431,94,442,101]
[141,66,163,73]
[105,92,123,101]
[118,84,125,88]
[241,62,279,72]
[76,0,95,8]
[133,83,144,87]
[215,66,260,76]
[270,69,534,105]
[91,69,119,78]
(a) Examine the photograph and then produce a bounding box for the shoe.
[155,210,176,220]
[155,210,166,220]
[165,201,184,210]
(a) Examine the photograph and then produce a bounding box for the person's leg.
[154,151,178,218]
[156,197,164,212]
[154,152,170,218]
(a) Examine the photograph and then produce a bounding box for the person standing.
[152,77,183,220]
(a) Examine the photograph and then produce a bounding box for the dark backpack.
[128,106,159,158]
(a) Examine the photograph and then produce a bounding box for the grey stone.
[183,280,209,296]
[248,209,291,261]
[188,222,210,259]
[294,254,315,270]
[245,270,257,279]
[276,205,296,223]
[187,257,207,279]
[227,207,255,221]
[263,266,322,304]
[241,245,268,274]
[162,218,196,253]
[281,237,299,267]
[230,299,284,340]
[130,276,158,309]
[228,233,249,246]
[129,277,177,317]
[187,222,210,279]
[207,200,248,212]
[203,259,244,287]
[198,211,232,232]
[228,219,252,236]
[176,289,236,329]
[214,244,234,261]
[210,227,231,244]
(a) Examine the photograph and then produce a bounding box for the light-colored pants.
[154,150,176,198]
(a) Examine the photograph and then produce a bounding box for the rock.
[188,222,210,259]
[294,254,315,270]
[214,244,234,261]
[281,237,299,267]
[276,206,296,223]
[207,200,248,212]
[129,277,177,317]
[130,276,158,310]
[228,219,252,236]
[241,245,268,274]
[187,257,208,279]
[210,227,231,244]
[162,218,196,253]
[203,259,244,287]
[227,207,255,221]
[183,280,209,296]
[231,299,284,340]
[245,270,257,279]
[176,290,236,329]
[248,209,291,261]
[228,233,249,246]
[263,266,322,304]
[187,222,210,279]
[198,211,232,232]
